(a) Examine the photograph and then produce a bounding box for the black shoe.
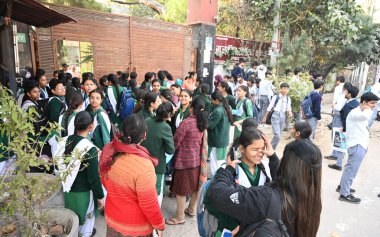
[327,124,332,130]
[324,155,338,160]
[328,164,342,171]
[91,228,97,237]
[336,185,356,193]
[339,194,361,204]
[378,194,380,198]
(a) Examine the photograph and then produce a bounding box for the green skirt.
[64,191,98,225]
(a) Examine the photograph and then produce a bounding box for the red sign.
[214,35,272,62]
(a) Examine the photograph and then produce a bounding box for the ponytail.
[107,74,121,110]
[191,96,209,131]
[62,92,83,133]
[133,89,148,113]
[211,91,234,125]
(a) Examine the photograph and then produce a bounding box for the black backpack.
[237,190,290,237]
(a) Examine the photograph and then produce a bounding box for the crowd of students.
[1,60,379,237]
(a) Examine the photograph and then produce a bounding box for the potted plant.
[0,86,80,236]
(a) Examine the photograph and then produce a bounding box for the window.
[56,40,94,76]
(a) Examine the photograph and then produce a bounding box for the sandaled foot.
[184,208,196,217]
[165,217,185,225]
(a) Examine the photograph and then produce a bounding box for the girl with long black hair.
[233,85,254,139]
[208,91,234,175]
[218,81,236,110]
[59,92,84,137]
[141,102,175,206]
[208,139,322,237]
[106,74,124,125]
[166,96,209,225]
[55,111,104,237]
[205,128,279,236]
[135,91,161,119]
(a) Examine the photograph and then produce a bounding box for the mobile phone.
[221,229,232,237]
[232,147,239,184]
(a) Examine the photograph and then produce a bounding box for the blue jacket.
[340,99,360,132]
[231,65,246,80]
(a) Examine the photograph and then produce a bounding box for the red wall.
[187,0,218,25]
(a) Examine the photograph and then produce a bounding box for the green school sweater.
[48,96,66,123]
[65,135,104,200]
[225,95,236,110]
[141,118,175,174]
[91,108,111,150]
[195,94,212,114]
[208,104,230,148]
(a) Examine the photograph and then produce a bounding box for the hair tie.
[200,109,204,111]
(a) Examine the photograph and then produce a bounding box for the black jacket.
[208,158,282,227]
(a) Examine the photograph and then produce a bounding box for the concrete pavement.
[95,93,380,237]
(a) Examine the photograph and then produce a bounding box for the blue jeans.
[271,112,286,150]
[306,117,318,140]
[258,96,270,123]
[339,145,367,196]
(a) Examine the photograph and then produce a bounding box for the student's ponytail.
[211,91,234,125]
[191,96,209,131]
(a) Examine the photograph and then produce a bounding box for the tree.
[218,0,380,74]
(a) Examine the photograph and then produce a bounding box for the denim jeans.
[339,145,367,196]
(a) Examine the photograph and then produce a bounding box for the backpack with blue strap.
[119,89,135,120]
[242,98,259,119]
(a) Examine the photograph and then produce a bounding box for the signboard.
[17,33,27,44]
[214,35,272,62]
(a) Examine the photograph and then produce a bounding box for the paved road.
[95,93,380,237]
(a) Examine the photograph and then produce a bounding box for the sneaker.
[339,194,361,204]
[328,164,342,171]
[324,155,338,160]
[91,228,97,237]
[336,185,356,193]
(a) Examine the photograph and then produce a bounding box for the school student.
[208,91,234,176]
[81,76,97,111]
[257,75,274,122]
[170,84,182,106]
[106,74,124,123]
[194,83,212,114]
[337,92,379,204]
[291,121,312,141]
[306,80,324,140]
[262,83,292,150]
[35,69,49,99]
[100,115,165,236]
[58,92,84,137]
[327,86,359,171]
[152,79,161,95]
[55,111,104,237]
[86,88,111,150]
[140,72,154,91]
[233,86,253,139]
[205,129,279,236]
[218,82,236,110]
[47,79,67,123]
[135,91,161,119]
[141,102,175,206]
[167,97,208,225]
[170,89,192,133]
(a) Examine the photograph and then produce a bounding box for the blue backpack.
[242,98,259,119]
[119,89,135,120]
[197,179,218,237]
[301,91,317,119]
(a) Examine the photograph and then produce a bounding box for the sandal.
[165,217,185,225]
[184,208,196,217]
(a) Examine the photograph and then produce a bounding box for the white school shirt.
[345,106,373,149]
[259,79,274,97]
[266,94,291,113]
[333,83,344,105]
[333,94,347,112]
